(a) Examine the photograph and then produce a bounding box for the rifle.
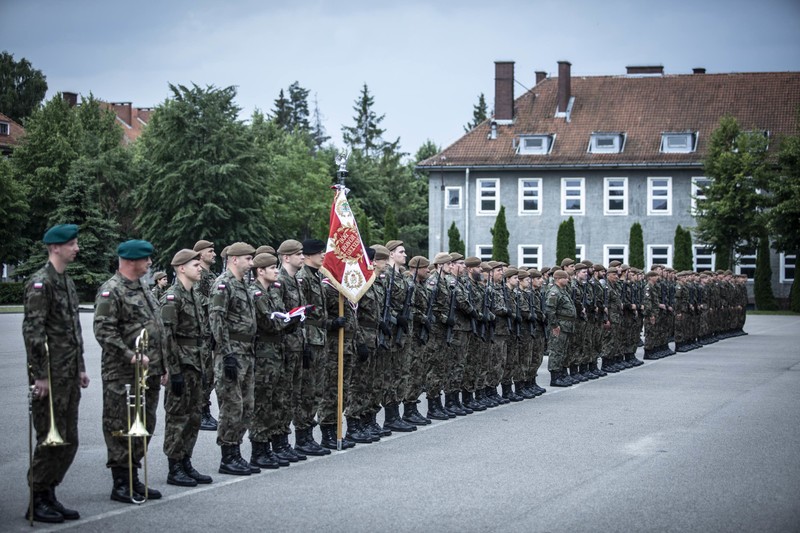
[539,287,548,329]
[668,281,676,313]
[513,290,521,339]
[501,278,513,332]
[377,269,395,350]
[580,282,588,321]
[395,267,415,346]
[603,280,610,322]
[419,273,440,345]
[485,283,496,343]
[445,278,457,346]
[527,289,536,337]
[479,283,488,342]
[466,279,478,336]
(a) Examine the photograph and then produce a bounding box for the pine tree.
[383,205,399,241]
[357,211,372,247]
[287,81,310,133]
[629,222,645,269]
[464,93,488,132]
[342,84,392,157]
[753,228,778,310]
[556,217,576,265]
[448,222,465,256]
[491,206,510,263]
[271,89,291,130]
[673,225,694,271]
[310,93,330,150]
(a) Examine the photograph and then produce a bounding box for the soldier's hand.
[302,346,313,369]
[130,353,150,368]
[396,314,409,332]
[33,378,49,399]
[79,372,90,389]
[445,316,456,327]
[171,373,185,396]
[223,354,240,380]
[379,321,392,336]
[470,309,480,320]
[329,316,347,330]
[552,325,560,337]
[650,316,656,325]
[357,343,370,362]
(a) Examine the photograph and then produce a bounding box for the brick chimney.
[626,65,664,75]
[535,71,547,85]
[557,61,571,114]
[62,92,78,107]
[111,102,133,127]
[693,67,706,74]
[494,61,514,122]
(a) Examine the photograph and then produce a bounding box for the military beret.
[724,270,733,276]
[487,260,500,269]
[153,271,167,281]
[193,239,214,252]
[504,268,519,279]
[464,256,481,268]
[574,262,588,271]
[528,269,542,279]
[645,270,659,278]
[498,261,509,267]
[277,239,303,255]
[226,242,256,257]
[582,259,594,268]
[480,262,491,272]
[220,246,229,259]
[517,270,530,279]
[607,267,618,275]
[170,249,200,267]
[540,266,551,275]
[560,258,575,267]
[433,252,453,265]
[408,255,430,269]
[619,264,630,272]
[256,245,276,256]
[517,266,529,271]
[553,270,569,280]
[118,240,154,260]
[594,264,606,272]
[448,252,464,261]
[371,244,390,261]
[609,260,622,268]
[253,253,278,268]
[677,271,690,278]
[43,224,79,244]
[385,240,404,252]
[302,239,326,255]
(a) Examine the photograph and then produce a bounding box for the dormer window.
[0,122,9,136]
[589,133,625,154]
[515,134,554,155]
[661,132,698,153]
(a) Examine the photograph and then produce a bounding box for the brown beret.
[574,262,588,271]
[609,260,622,268]
[153,271,167,280]
[464,256,481,268]
[553,270,569,280]
[540,266,551,274]
[646,270,659,278]
[582,259,594,267]
[619,263,630,272]
[220,246,230,259]
[433,252,452,265]
[408,255,430,269]
[528,269,542,279]
[607,267,618,275]
[226,242,256,257]
[277,239,303,256]
[594,264,606,272]
[448,252,464,261]
[480,262,491,272]
[517,270,530,279]
[253,253,278,269]
[385,240,404,252]
[487,260,500,269]
[256,245,276,256]
[170,249,200,267]
[193,240,214,252]
[504,268,519,279]
[371,244,390,261]
[560,258,575,267]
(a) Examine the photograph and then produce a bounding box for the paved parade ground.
[1,312,799,532]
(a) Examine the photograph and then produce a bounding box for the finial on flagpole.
[335,150,349,187]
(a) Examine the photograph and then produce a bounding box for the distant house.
[0,112,24,157]
[62,92,153,144]
[417,61,800,300]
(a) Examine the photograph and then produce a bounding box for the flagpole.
[337,293,344,451]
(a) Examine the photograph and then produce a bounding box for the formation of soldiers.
[21,224,749,523]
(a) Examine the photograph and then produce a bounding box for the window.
[0,122,9,135]
[647,177,672,215]
[589,133,625,154]
[604,177,628,215]
[476,245,493,262]
[518,178,542,215]
[476,179,499,215]
[561,177,585,215]
[604,245,628,266]
[693,245,715,272]
[516,135,554,155]
[691,177,711,214]
[445,186,462,209]
[780,253,795,283]
[575,244,585,264]
[735,249,756,281]
[518,245,541,268]
[660,132,698,153]
[647,245,672,268]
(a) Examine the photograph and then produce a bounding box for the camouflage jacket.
[276,268,306,352]
[323,279,358,344]
[296,265,327,347]
[209,270,257,358]
[23,261,85,380]
[643,281,661,318]
[605,280,623,324]
[160,280,206,375]
[94,272,166,381]
[546,284,577,333]
[252,280,287,358]
[357,272,385,346]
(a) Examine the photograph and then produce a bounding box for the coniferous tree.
[753,228,778,310]
[342,84,395,157]
[357,211,373,248]
[383,205,399,242]
[556,217,576,265]
[673,225,694,271]
[464,93,488,132]
[491,206,510,263]
[448,222,465,256]
[271,89,291,130]
[629,222,645,269]
[287,81,310,133]
[310,93,330,150]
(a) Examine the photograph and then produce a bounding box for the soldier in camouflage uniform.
[151,272,168,301]
[500,269,524,401]
[23,224,89,523]
[402,256,434,424]
[192,239,218,431]
[208,242,259,475]
[600,266,623,373]
[642,270,664,359]
[422,253,457,418]
[460,256,490,410]
[160,249,213,487]
[546,269,577,387]
[515,270,537,399]
[444,253,479,414]
[487,262,511,405]
[94,240,166,503]
[568,263,592,383]
[527,269,547,395]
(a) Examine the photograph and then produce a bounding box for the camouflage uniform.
[489,280,511,391]
[195,268,217,415]
[320,281,357,425]
[642,280,661,356]
[251,280,286,442]
[23,262,85,492]
[295,265,327,431]
[275,269,306,434]
[209,270,256,446]
[545,283,577,372]
[94,272,165,470]
[601,279,622,362]
[356,274,385,417]
[406,275,431,403]
[425,272,454,399]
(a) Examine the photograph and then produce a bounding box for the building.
[0,112,24,157]
[417,61,799,301]
[62,92,153,144]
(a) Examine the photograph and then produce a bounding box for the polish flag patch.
[217,284,226,290]
[101,291,111,297]
[274,282,281,288]
[254,290,262,297]
[33,282,44,290]
[166,294,175,301]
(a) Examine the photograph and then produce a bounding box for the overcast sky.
[2,0,799,157]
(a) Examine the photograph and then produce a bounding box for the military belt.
[176,336,203,347]
[556,315,576,321]
[257,333,281,343]
[305,319,323,327]
[230,332,256,343]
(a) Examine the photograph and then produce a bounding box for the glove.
[223,354,240,381]
[486,311,496,322]
[170,373,184,396]
[357,343,370,362]
[396,315,409,332]
[470,309,480,320]
[379,321,392,336]
[302,346,313,369]
[445,316,456,327]
[329,316,347,330]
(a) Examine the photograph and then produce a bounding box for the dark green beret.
[43,224,79,244]
[117,240,154,260]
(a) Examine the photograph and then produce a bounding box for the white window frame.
[647,244,673,268]
[561,177,585,216]
[516,134,554,155]
[603,177,628,216]
[693,245,716,272]
[518,178,542,216]
[780,253,795,283]
[589,133,625,154]
[445,186,462,210]
[647,176,672,216]
[604,244,629,267]
[476,178,499,216]
[661,132,698,153]
[575,244,585,264]
[691,176,711,215]
[518,244,542,269]
[0,122,9,135]
[476,245,493,262]
[735,249,757,282]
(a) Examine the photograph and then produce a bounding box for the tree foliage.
[448,222,465,256]
[0,157,29,265]
[491,206,510,263]
[342,84,398,157]
[754,227,778,310]
[556,217,576,265]
[673,225,694,271]
[0,51,48,124]
[767,122,800,255]
[464,93,488,132]
[383,205,399,242]
[629,222,644,269]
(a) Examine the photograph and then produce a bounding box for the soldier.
[208,242,259,475]
[642,270,663,359]
[460,256,489,411]
[546,269,577,387]
[423,253,457,418]
[601,266,623,373]
[192,239,218,431]
[528,269,548,395]
[160,249,213,487]
[151,272,168,301]
[94,240,166,503]
[444,253,479,414]
[487,262,511,405]
[515,269,537,399]
[500,268,524,401]
[23,224,89,523]
[402,256,434,424]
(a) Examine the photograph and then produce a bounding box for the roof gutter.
[416,161,705,172]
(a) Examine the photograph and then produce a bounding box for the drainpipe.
[464,168,470,255]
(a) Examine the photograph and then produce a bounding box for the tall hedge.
[754,229,778,310]
[556,216,576,265]
[673,225,694,271]
[491,206,510,263]
[629,222,644,269]
[447,221,465,256]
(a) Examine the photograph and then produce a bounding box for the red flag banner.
[320,186,376,304]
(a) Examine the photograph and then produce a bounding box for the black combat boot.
[320,424,354,449]
[478,387,495,407]
[550,370,572,387]
[404,401,431,425]
[182,456,213,483]
[628,353,643,366]
[454,391,474,414]
[345,417,375,443]
[464,390,486,411]
[592,361,607,377]
[250,441,280,469]
[569,365,588,382]
[384,403,417,431]
[369,410,393,437]
[532,376,547,395]
[517,381,536,399]
[200,403,218,431]
[219,444,252,476]
[47,485,79,520]
[168,457,198,486]
[444,392,468,415]
[236,444,261,473]
[132,469,162,499]
[601,357,618,373]
[295,427,331,456]
[26,490,64,523]
[110,467,144,504]
[270,435,297,463]
[426,395,449,420]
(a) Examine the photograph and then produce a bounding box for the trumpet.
[41,342,68,447]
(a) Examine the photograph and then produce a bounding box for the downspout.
[464,168,470,255]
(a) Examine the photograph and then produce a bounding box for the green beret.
[277,239,303,255]
[171,249,200,266]
[226,242,256,257]
[253,253,278,269]
[43,224,79,244]
[117,240,154,260]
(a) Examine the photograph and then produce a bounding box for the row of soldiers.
[21,223,748,522]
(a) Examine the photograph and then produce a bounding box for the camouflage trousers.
[276,350,302,435]
[368,343,389,412]
[567,321,588,367]
[445,330,468,393]
[424,327,447,396]
[621,312,638,354]
[29,376,81,491]
[381,345,401,407]
[601,321,620,359]
[644,317,659,350]
[403,336,429,402]
[462,333,486,392]
[348,335,376,419]
[163,367,203,460]
[318,335,355,426]
[547,330,571,371]
[295,345,324,431]
[502,335,520,385]
[584,319,602,364]
[531,331,545,378]
[214,352,254,446]
[489,335,508,386]
[202,346,215,409]
[518,335,534,382]
[250,341,283,442]
[102,375,160,470]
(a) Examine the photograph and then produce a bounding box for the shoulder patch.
[101,291,111,298]
[254,290,262,297]
[217,283,226,290]
[33,282,44,290]
[297,278,303,284]
[166,294,176,301]
[273,282,282,288]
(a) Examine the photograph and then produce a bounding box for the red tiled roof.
[0,111,25,150]
[419,71,800,168]
[98,101,152,144]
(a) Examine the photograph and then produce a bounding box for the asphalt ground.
[1,313,799,533]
